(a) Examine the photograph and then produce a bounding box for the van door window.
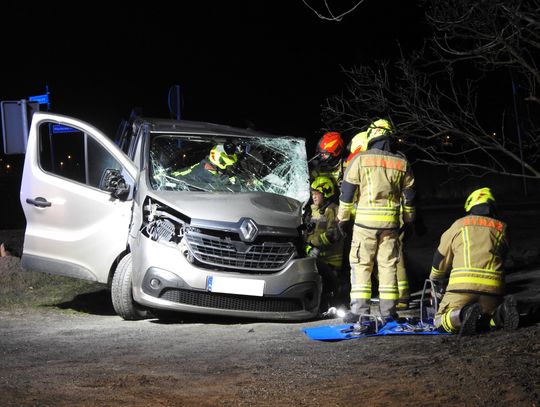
[38,122,124,189]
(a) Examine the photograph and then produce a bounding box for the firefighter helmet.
[366,118,393,145]
[209,144,238,170]
[464,187,495,212]
[317,132,344,157]
[346,130,369,164]
[311,176,335,199]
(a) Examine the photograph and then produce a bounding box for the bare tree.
[301,0,366,22]
[323,0,540,182]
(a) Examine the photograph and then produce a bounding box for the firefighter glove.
[305,244,321,258]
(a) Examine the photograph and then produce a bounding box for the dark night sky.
[1,1,426,145]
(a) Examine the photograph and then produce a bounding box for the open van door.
[20,113,138,283]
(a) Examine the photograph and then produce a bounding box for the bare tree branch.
[322,0,540,181]
[301,0,366,22]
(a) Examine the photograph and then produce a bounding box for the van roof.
[138,117,290,139]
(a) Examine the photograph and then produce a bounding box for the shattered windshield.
[149,133,310,203]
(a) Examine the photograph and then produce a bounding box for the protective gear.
[459,303,482,335]
[346,131,369,165]
[338,153,415,228]
[349,227,400,318]
[366,118,393,146]
[305,244,321,258]
[317,131,344,158]
[490,295,519,330]
[305,202,344,269]
[464,187,495,213]
[311,176,335,199]
[343,311,361,324]
[209,144,238,170]
[431,188,509,335]
[430,214,508,295]
[316,131,344,167]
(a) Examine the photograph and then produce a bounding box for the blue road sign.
[29,94,50,105]
[52,124,79,134]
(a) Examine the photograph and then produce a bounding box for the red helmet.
[317,131,344,158]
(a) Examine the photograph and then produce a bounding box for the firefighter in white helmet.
[337,118,416,322]
[431,187,518,335]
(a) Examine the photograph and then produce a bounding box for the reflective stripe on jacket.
[338,149,415,229]
[430,215,508,295]
[306,203,344,269]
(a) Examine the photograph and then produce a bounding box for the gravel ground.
[1,207,540,406]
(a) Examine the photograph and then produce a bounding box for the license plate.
[207,276,264,296]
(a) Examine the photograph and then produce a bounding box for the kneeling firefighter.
[430,187,519,335]
[304,176,346,311]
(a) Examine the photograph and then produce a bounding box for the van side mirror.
[100,169,130,200]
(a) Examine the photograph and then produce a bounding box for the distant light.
[60,162,64,166]
[446,135,450,139]
[6,164,11,169]
[398,138,403,143]
[67,155,72,159]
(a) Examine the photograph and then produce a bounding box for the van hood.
[150,191,304,228]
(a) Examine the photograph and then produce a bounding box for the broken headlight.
[141,196,190,245]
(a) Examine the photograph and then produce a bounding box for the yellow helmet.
[366,118,393,144]
[464,187,495,212]
[310,176,335,198]
[350,130,369,154]
[209,144,238,170]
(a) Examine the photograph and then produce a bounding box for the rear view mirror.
[99,169,130,200]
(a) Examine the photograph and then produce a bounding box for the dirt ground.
[1,207,540,406]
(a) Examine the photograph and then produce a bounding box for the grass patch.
[0,265,105,311]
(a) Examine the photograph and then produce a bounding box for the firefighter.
[430,187,519,335]
[310,131,346,198]
[337,118,416,323]
[172,143,240,188]
[304,176,346,312]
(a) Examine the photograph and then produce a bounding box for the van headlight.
[141,196,190,245]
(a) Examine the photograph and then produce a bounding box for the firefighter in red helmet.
[310,131,346,198]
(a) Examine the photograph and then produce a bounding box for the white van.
[19,112,321,320]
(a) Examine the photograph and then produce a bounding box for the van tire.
[111,253,147,320]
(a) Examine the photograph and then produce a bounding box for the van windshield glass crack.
[149,134,310,203]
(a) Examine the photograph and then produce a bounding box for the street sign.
[29,93,49,105]
[51,124,79,134]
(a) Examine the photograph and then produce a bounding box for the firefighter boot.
[459,303,481,336]
[492,295,519,331]
[343,311,361,324]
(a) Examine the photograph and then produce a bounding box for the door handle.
[26,197,52,208]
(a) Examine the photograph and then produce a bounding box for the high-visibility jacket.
[338,149,415,229]
[430,215,509,295]
[310,160,345,190]
[305,202,344,269]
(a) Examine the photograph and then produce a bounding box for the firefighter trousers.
[349,226,400,317]
[435,291,502,333]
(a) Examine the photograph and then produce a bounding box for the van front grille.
[185,232,295,272]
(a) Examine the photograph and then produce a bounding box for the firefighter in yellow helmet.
[172,143,240,189]
[346,129,411,310]
[430,187,518,335]
[337,118,416,322]
[304,176,346,312]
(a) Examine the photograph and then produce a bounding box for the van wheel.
[111,253,148,320]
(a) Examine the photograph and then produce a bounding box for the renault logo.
[239,218,258,242]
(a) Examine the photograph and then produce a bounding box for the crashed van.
[20,112,321,320]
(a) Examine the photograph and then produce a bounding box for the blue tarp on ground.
[302,320,449,341]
